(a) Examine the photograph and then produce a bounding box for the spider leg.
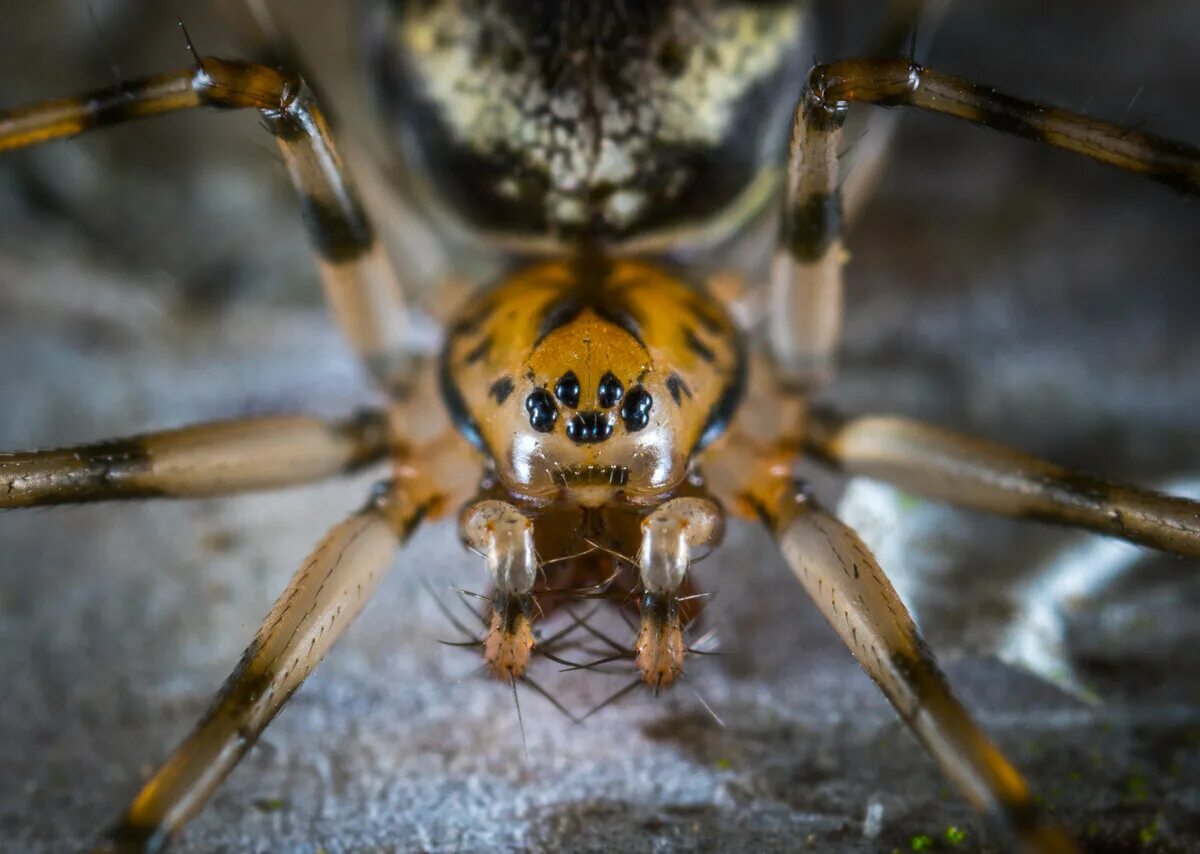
[0,57,410,392]
[96,480,433,854]
[0,410,387,508]
[755,479,1075,852]
[806,407,1200,557]
[769,55,1200,392]
[839,0,957,221]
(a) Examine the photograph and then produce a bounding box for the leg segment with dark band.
[805,408,1200,558]
[96,481,431,854]
[0,411,388,508]
[0,57,412,392]
[764,482,1075,852]
[634,497,723,688]
[769,56,1200,391]
[461,499,539,679]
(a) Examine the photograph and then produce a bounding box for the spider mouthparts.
[554,464,630,487]
[635,591,685,690]
[484,594,535,680]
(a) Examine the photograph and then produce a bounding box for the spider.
[2,1,1199,852]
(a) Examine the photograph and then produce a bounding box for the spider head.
[441,260,744,507]
[508,328,680,506]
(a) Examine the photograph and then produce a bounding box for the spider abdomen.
[367,0,807,241]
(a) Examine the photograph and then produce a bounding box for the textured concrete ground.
[1,2,1199,852]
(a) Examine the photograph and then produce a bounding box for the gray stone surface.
[1,2,1199,852]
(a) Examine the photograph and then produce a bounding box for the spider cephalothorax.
[442,257,744,505]
[445,257,737,682]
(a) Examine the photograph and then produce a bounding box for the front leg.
[96,480,434,853]
[0,56,411,393]
[805,407,1200,557]
[767,55,1200,392]
[703,432,1073,851]
[0,411,388,508]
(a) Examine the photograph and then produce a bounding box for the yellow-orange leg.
[0,57,411,393]
[756,482,1075,852]
[768,57,1200,392]
[805,407,1200,557]
[95,481,433,854]
[0,411,388,508]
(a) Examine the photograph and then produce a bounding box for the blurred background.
[1,1,1198,851]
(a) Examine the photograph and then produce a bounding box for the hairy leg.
[0,57,411,392]
[747,476,1074,852]
[768,55,1200,391]
[96,480,434,853]
[805,407,1200,557]
[0,411,387,508]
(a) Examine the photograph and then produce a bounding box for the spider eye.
[566,412,614,444]
[620,386,653,432]
[554,371,581,408]
[597,372,624,408]
[525,389,558,433]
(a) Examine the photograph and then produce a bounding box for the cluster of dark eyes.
[525,370,653,441]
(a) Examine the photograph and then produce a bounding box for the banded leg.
[768,56,1200,391]
[768,89,845,391]
[0,411,388,508]
[838,0,957,219]
[0,57,411,392]
[805,407,1200,557]
[97,480,432,854]
[760,481,1075,852]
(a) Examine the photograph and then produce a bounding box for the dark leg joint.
[297,192,375,263]
[785,191,844,262]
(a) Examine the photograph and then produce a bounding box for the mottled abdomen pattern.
[368,0,807,240]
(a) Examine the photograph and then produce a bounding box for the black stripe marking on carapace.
[296,193,374,263]
[693,327,747,454]
[787,191,843,263]
[534,295,585,347]
[593,302,647,349]
[685,295,724,334]
[533,291,648,351]
[666,373,691,406]
[683,327,716,364]
[437,344,483,450]
[463,335,492,365]
[489,375,515,405]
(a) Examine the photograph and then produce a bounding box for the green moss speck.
[944,826,966,845]
[1125,774,1149,803]
[254,797,286,813]
[1139,821,1159,846]
[896,492,923,512]
[910,834,934,851]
